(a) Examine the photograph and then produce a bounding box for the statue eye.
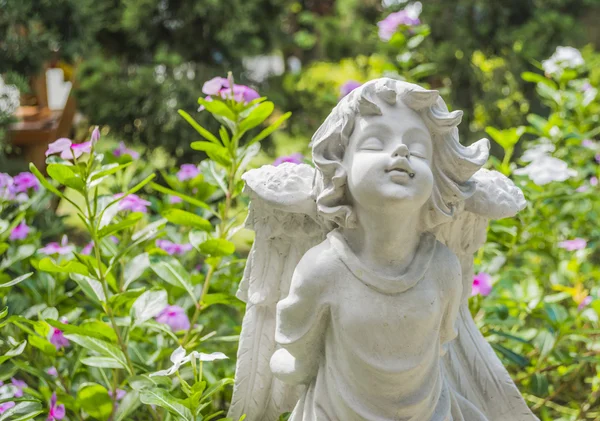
[360,137,384,151]
[409,144,429,159]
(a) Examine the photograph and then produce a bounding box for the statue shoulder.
[432,240,462,286]
[292,238,341,291]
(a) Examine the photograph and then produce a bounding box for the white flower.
[0,76,20,116]
[150,346,228,377]
[514,155,577,185]
[541,46,584,76]
[520,142,555,162]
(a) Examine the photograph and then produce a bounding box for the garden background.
[0,0,599,420]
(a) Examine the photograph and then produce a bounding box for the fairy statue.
[228,78,538,421]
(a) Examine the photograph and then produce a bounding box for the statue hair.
[310,77,490,231]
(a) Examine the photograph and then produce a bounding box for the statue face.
[344,100,434,213]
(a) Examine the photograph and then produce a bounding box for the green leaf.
[149,182,210,210]
[69,273,106,303]
[197,97,236,121]
[202,293,236,309]
[47,163,85,191]
[27,334,56,356]
[38,258,89,276]
[190,141,232,167]
[81,356,125,369]
[0,307,7,319]
[521,72,557,89]
[0,272,33,288]
[78,384,113,421]
[177,109,220,144]
[162,209,212,231]
[91,162,133,181]
[238,101,274,136]
[491,343,529,368]
[115,390,141,421]
[0,401,43,421]
[248,111,291,146]
[530,373,549,396]
[64,334,130,373]
[29,163,63,198]
[131,289,168,325]
[196,238,235,257]
[47,319,117,342]
[140,388,193,421]
[97,212,143,239]
[123,253,151,290]
[0,244,36,270]
[533,330,556,359]
[0,340,27,365]
[484,126,525,151]
[150,257,196,302]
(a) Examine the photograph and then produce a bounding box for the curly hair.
[310,78,489,231]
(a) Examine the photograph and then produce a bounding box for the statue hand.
[270,348,316,385]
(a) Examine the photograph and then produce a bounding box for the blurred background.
[2,0,600,171]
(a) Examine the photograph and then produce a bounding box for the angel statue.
[227,78,539,421]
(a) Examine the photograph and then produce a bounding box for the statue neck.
[342,206,423,277]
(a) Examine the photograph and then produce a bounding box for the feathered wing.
[228,163,325,421]
[437,169,539,421]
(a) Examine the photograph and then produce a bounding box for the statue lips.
[385,159,414,183]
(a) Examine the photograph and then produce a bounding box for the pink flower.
[156,239,193,255]
[576,185,588,193]
[377,4,421,41]
[81,241,94,255]
[113,142,140,159]
[47,392,65,421]
[156,305,191,332]
[274,153,304,166]
[471,272,492,296]
[596,153,600,164]
[591,176,598,186]
[116,194,151,213]
[39,235,74,255]
[47,367,58,377]
[49,328,70,350]
[168,195,183,204]
[339,80,362,99]
[9,220,30,241]
[13,172,40,192]
[108,389,126,401]
[578,296,593,311]
[0,402,15,413]
[582,82,592,92]
[46,138,92,160]
[558,238,587,251]
[11,378,27,397]
[176,164,200,181]
[202,77,229,96]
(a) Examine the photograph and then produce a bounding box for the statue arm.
[439,246,463,356]
[272,248,330,385]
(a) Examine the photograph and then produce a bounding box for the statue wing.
[436,169,539,421]
[228,163,326,421]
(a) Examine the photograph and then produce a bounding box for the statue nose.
[392,144,410,158]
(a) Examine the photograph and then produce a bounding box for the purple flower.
[582,139,595,148]
[116,194,151,213]
[49,328,70,350]
[47,392,65,421]
[169,195,183,204]
[176,164,200,181]
[0,402,15,414]
[108,389,126,401]
[339,80,362,99]
[576,185,588,193]
[578,296,593,311]
[273,153,304,166]
[558,238,587,251]
[13,172,39,192]
[39,235,74,255]
[377,3,422,41]
[471,272,492,296]
[46,138,91,160]
[156,305,191,332]
[591,176,598,186]
[81,241,94,255]
[113,142,140,159]
[156,239,193,255]
[9,221,30,241]
[11,378,27,397]
[91,126,101,144]
[596,153,600,164]
[47,367,58,377]
[200,76,260,107]
[582,82,592,92]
